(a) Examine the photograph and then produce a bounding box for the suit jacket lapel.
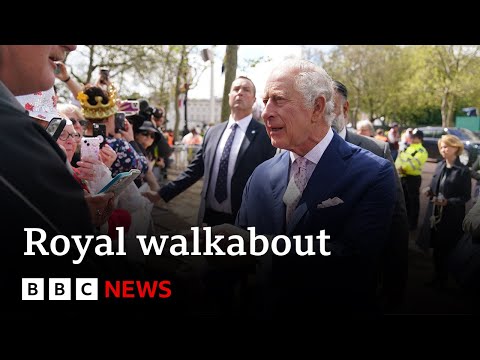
[234,119,259,173]
[431,160,446,193]
[270,151,290,234]
[287,133,351,235]
[205,122,228,182]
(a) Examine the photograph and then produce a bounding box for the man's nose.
[63,45,77,52]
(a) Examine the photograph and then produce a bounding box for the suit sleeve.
[235,173,253,229]
[343,160,396,258]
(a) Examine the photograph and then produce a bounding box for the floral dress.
[106,137,148,178]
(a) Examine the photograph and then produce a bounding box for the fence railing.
[171,144,202,170]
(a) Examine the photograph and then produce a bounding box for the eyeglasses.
[141,131,156,138]
[59,131,81,141]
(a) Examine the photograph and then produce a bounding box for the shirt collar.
[290,127,335,165]
[228,114,252,133]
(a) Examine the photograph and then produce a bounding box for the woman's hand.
[54,61,70,82]
[84,191,115,227]
[76,157,104,181]
[99,144,117,168]
[119,120,134,142]
[432,197,448,207]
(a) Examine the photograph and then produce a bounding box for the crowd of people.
[1,46,478,317]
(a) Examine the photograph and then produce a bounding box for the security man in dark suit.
[143,76,276,315]
[143,76,276,227]
[331,80,410,313]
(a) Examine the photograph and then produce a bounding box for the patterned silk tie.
[215,123,238,203]
[283,156,309,224]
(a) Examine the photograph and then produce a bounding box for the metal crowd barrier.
[171,144,202,170]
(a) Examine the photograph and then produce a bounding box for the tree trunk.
[173,46,188,142]
[441,88,449,128]
[447,96,456,127]
[220,45,239,122]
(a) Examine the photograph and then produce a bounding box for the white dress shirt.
[207,115,253,213]
[288,127,335,183]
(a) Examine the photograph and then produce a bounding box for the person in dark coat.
[0,45,118,311]
[417,134,471,290]
[332,80,410,313]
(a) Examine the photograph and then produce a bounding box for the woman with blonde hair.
[417,134,471,290]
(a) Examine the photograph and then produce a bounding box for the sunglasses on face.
[70,118,88,127]
[141,131,156,138]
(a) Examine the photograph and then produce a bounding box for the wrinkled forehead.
[263,71,295,97]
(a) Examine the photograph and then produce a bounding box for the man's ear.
[343,99,350,118]
[312,96,326,122]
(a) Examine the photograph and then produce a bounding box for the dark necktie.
[215,123,238,203]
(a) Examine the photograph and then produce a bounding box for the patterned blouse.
[106,137,148,177]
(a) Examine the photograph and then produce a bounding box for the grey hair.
[57,103,82,118]
[276,59,335,125]
[356,119,375,136]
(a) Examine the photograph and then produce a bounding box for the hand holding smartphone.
[81,136,102,160]
[45,117,67,141]
[114,112,126,133]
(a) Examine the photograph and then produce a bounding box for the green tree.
[420,45,480,127]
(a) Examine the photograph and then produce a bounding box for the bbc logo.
[22,278,98,300]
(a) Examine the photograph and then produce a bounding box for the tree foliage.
[65,45,207,141]
[304,45,480,128]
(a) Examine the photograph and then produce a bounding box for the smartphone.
[99,68,109,79]
[93,123,107,148]
[114,112,126,133]
[80,136,101,160]
[45,117,66,141]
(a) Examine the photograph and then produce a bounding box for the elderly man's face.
[261,69,318,155]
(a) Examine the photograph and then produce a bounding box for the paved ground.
[152,161,476,314]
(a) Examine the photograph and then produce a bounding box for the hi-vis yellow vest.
[395,143,428,176]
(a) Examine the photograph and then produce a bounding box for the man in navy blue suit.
[143,76,276,227]
[228,60,397,316]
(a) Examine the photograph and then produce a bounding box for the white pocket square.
[317,197,344,208]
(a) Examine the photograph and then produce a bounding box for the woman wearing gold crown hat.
[15,87,134,238]
[78,83,149,179]
[78,83,154,261]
